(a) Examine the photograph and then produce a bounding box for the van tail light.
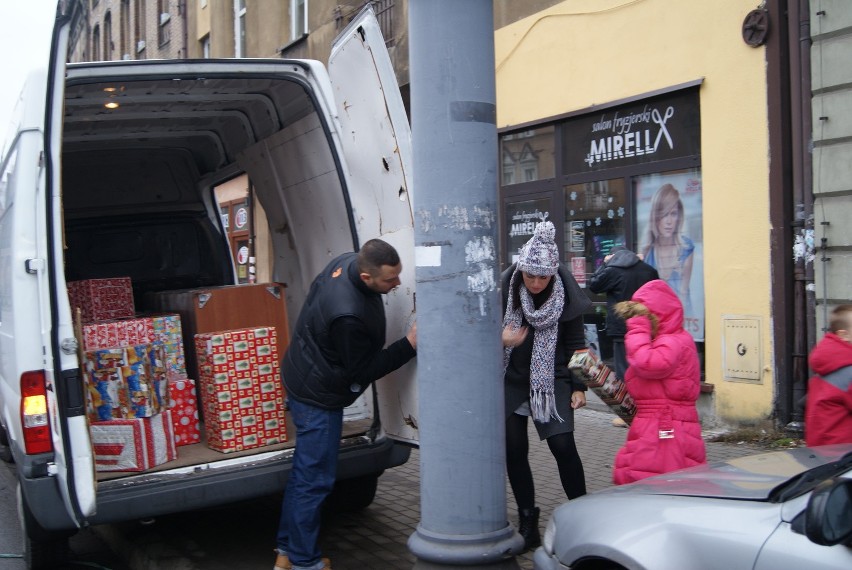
[21,371,53,455]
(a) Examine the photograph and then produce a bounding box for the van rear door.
[43,1,97,524]
[327,6,419,445]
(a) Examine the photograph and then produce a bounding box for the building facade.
[67,0,848,430]
[73,0,188,62]
[494,0,847,431]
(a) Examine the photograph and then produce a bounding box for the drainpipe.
[179,0,189,58]
[786,0,814,435]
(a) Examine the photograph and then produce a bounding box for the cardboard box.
[91,410,177,472]
[167,375,201,447]
[568,348,635,424]
[68,277,135,323]
[146,283,289,382]
[195,327,287,453]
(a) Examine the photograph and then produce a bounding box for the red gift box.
[68,277,135,323]
[195,327,287,453]
[167,375,201,447]
[90,410,177,472]
[82,314,186,377]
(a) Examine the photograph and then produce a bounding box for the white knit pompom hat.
[517,221,559,277]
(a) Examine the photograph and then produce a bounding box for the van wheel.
[323,473,379,513]
[17,485,72,569]
[0,424,14,463]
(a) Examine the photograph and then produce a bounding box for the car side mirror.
[805,477,852,547]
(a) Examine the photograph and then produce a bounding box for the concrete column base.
[408,522,524,568]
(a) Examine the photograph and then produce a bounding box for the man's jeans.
[276,397,343,569]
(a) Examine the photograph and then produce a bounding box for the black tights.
[505,412,587,511]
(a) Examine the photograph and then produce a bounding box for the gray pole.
[407,0,523,566]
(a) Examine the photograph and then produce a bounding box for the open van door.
[328,6,419,445]
[38,0,97,525]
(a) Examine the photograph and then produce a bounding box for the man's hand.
[570,390,587,409]
[406,321,417,349]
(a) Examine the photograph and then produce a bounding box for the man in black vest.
[274,239,417,570]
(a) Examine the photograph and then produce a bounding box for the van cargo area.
[56,59,414,490]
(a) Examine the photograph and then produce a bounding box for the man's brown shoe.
[273,552,331,570]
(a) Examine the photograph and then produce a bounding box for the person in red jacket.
[611,279,706,485]
[805,304,852,447]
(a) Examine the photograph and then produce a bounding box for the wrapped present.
[195,327,287,453]
[167,375,201,447]
[82,314,186,377]
[150,313,187,375]
[68,277,135,323]
[90,410,177,472]
[568,348,635,424]
[84,344,166,421]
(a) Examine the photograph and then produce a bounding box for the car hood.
[597,444,852,500]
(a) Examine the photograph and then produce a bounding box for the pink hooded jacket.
[613,279,706,485]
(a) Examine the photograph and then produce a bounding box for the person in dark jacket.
[588,247,658,382]
[501,221,592,551]
[275,239,417,570]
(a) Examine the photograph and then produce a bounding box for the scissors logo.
[652,106,675,151]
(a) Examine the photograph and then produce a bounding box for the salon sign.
[561,87,701,175]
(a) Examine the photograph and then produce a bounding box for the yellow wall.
[495,0,775,424]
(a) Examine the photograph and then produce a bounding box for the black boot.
[518,507,541,551]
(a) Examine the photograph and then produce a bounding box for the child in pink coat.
[612,279,706,484]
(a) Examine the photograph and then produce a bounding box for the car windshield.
[770,450,852,503]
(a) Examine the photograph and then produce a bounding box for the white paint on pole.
[465,236,496,315]
[416,245,442,267]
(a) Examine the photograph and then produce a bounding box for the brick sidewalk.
[312,405,767,570]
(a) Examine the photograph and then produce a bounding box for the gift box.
[82,314,186,376]
[90,410,177,472]
[84,344,167,422]
[568,348,635,424]
[167,375,201,447]
[68,277,135,323]
[195,327,287,453]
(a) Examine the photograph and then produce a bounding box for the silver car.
[534,444,852,570]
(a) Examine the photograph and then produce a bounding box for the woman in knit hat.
[500,220,592,551]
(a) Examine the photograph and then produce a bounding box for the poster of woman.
[635,170,704,341]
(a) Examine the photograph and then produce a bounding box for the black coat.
[588,249,659,339]
[500,263,592,439]
[282,253,415,409]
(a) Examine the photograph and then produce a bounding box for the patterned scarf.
[503,268,565,423]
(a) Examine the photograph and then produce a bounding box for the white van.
[0,4,418,567]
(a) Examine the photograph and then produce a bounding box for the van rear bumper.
[23,436,409,532]
[90,435,409,526]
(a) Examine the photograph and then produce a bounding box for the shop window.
[219,197,254,284]
[633,169,704,341]
[563,178,628,292]
[499,125,555,186]
[504,196,554,266]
